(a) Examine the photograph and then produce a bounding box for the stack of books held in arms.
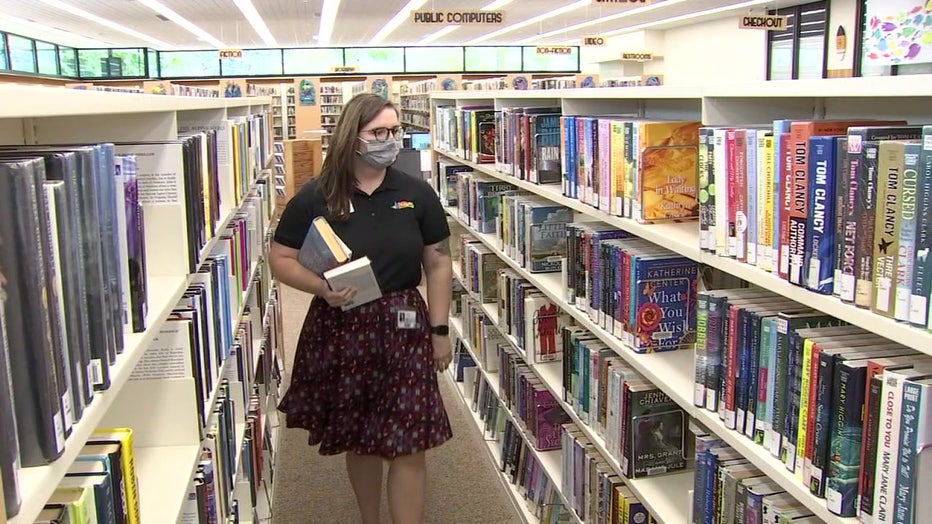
[298,216,381,310]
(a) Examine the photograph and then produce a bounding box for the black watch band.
[430,324,449,336]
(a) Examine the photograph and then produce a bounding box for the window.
[58,46,77,77]
[7,34,36,73]
[36,40,57,75]
[767,1,828,80]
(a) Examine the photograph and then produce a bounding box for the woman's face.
[357,107,401,146]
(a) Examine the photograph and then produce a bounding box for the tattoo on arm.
[433,238,451,256]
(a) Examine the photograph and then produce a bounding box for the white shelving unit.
[1,85,276,524]
[431,78,932,524]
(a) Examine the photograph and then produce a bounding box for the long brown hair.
[318,93,399,220]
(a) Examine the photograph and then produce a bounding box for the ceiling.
[0,0,799,50]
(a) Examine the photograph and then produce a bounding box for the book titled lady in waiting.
[298,216,381,310]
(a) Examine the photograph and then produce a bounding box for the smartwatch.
[430,324,449,336]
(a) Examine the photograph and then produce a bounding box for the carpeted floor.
[270,285,523,524]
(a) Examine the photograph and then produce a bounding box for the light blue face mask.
[357,136,402,168]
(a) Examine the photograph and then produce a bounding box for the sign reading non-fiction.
[536,46,574,55]
[621,52,653,61]
[582,36,606,46]
[739,14,788,30]
[412,11,504,25]
[219,49,242,59]
[331,65,359,73]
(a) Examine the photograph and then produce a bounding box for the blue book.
[804,136,838,294]
[563,116,577,199]
[630,254,699,353]
[895,143,922,321]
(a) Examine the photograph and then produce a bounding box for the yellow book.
[91,428,139,524]
[610,121,626,217]
[48,486,93,524]
[794,337,815,481]
[635,120,702,223]
[759,134,776,272]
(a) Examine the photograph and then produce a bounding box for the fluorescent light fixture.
[465,0,590,45]
[232,0,278,47]
[515,0,688,44]
[419,25,461,45]
[318,0,342,46]
[370,0,429,44]
[415,0,514,45]
[137,0,226,48]
[599,0,773,38]
[36,0,174,48]
[0,12,114,48]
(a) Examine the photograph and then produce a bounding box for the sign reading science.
[412,11,505,25]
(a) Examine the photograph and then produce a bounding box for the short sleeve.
[417,180,450,245]
[273,181,322,249]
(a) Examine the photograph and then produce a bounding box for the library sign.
[536,46,574,55]
[331,66,359,73]
[582,36,607,46]
[219,49,243,59]
[739,14,788,30]
[412,10,504,25]
[621,52,653,62]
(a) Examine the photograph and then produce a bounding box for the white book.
[323,257,382,311]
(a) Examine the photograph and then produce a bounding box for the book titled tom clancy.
[297,216,351,275]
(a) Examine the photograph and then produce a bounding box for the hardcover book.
[297,216,351,275]
[322,256,382,311]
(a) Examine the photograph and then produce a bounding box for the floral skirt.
[278,287,453,458]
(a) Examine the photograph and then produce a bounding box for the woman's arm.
[422,237,453,328]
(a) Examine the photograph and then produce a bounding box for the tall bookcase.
[430,76,932,524]
[0,84,284,524]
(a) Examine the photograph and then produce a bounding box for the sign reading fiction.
[331,65,359,73]
[583,36,606,46]
[536,46,574,55]
[219,49,243,59]
[739,14,788,30]
[621,52,653,61]
[412,11,504,25]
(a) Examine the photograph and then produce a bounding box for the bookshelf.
[0,84,282,524]
[430,76,932,524]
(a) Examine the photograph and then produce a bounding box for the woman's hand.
[431,334,452,372]
[321,286,356,308]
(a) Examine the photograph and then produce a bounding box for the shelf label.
[739,15,788,30]
[412,10,504,25]
[331,65,359,73]
[536,46,574,55]
[621,52,653,61]
[219,49,243,59]
[582,36,606,46]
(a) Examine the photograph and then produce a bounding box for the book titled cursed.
[297,216,351,275]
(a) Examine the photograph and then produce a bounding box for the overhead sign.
[331,65,359,73]
[592,0,652,5]
[739,15,788,30]
[536,46,574,55]
[621,52,653,62]
[582,36,606,46]
[412,11,504,25]
[219,49,242,59]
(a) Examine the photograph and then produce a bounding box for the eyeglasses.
[361,126,404,143]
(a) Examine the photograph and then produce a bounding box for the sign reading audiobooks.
[582,36,606,46]
[536,46,574,55]
[331,65,359,73]
[412,11,504,25]
[219,49,242,59]
[621,52,653,62]
[739,14,788,30]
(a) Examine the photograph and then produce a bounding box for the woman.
[269,93,454,524]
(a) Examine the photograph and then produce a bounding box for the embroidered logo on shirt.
[391,200,415,210]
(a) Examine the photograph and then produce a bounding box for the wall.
[583,16,768,86]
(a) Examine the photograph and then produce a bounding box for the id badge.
[397,308,418,329]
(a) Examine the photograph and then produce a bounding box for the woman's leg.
[346,452,383,524]
[387,451,427,524]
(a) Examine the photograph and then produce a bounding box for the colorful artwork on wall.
[863,0,932,65]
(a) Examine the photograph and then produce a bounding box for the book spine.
[759,133,776,271]
[778,131,793,279]
[734,129,749,262]
[705,296,726,412]
[893,381,923,524]
[699,128,711,251]
[855,141,881,308]
[747,129,761,266]
[911,129,932,325]
[895,143,921,321]
[695,293,710,408]
[859,374,884,520]
[833,137,850,297]
[825,363,868,517]
[872,141,905,317]
[805,136,837,294]
[809,349,835,497]
[727,129,739,258]
[787,123,811,286]
[873,371,907,524]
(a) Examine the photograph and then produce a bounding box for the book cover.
[322,256,382,311]
[525,204,571,273]
[635,121,701,223]
[872,140,910,317]
[896,143,921,322]
[631,255,699,353]
[627,385,686,478]
[804,136,838,295]
[297,216,351,275]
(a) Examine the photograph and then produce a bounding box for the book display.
[431,76,932,524]
[0,83,282,524]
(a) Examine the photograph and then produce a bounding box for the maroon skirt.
[278,287,453,458]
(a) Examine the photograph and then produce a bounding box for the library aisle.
[271,286,522,524]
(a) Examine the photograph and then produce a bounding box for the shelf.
[435,150,700,260]
[702,76,932,99]
[0,84,270,118]
[437,148,932,357]
[9,275,189,524]
[430,86,702,101]
[135,444,201,523]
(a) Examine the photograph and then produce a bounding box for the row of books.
[35,427,139,524]
[693,286,932,519]
[433,107,702,225]
[692,422,820,524]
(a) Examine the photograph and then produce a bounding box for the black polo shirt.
[274,167,450,293]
